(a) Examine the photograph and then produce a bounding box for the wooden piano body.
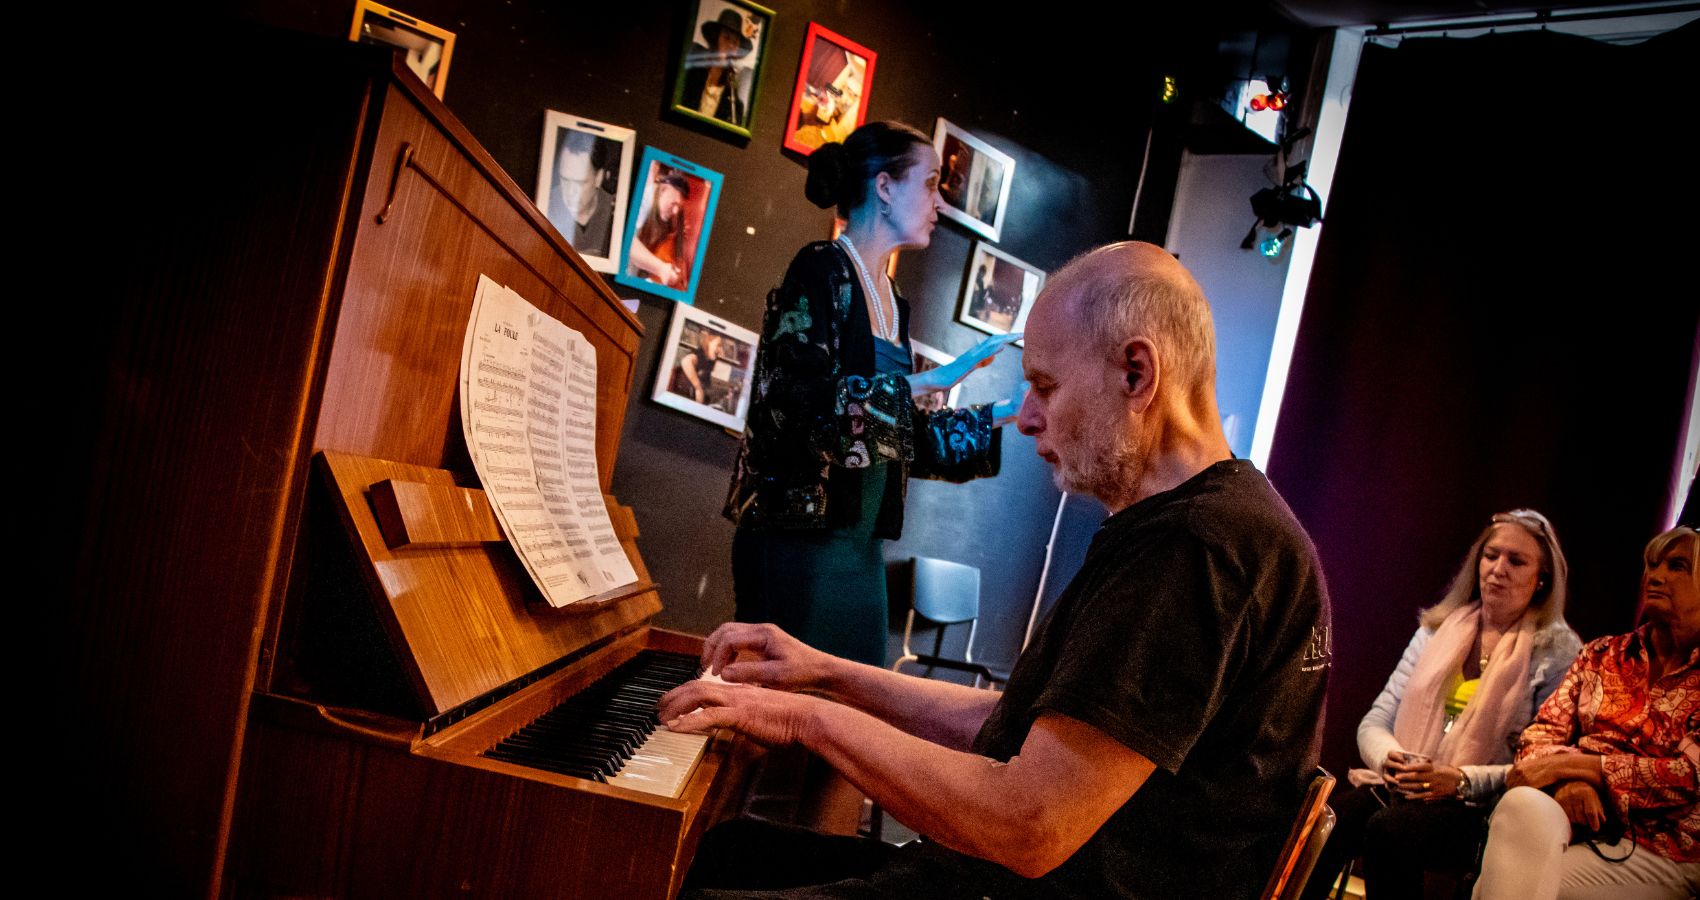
[72,28,746,898]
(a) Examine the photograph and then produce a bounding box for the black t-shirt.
[901,460,1331,899]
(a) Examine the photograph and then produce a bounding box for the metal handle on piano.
[378,142,416,224]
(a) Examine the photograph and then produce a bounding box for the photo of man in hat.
[680,3,760,127]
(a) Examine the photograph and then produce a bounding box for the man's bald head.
[1042,242,1217,402]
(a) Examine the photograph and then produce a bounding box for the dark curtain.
[1268,24,1699,777]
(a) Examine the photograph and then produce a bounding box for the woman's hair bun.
[804,142,849,210]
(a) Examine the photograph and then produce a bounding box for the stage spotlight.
[1242,155,1321,259]
[1259,227,1293,258]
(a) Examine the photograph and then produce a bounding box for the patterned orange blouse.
[1518,626,1699,861]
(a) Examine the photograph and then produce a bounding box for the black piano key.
[495,743,624,777]
[481,651,703,782]
[484,749,607,781]
[498,732,634,764]
[531,712,651,740]
[536,715,651,744]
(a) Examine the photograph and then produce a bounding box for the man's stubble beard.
[1055,404,1146,510]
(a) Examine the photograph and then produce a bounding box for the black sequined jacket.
[723,242,1001,539]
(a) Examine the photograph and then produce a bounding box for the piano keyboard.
[483,650,710,798]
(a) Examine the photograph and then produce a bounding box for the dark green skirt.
[731,464,890,666]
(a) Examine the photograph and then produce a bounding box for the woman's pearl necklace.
[837,234,898,342]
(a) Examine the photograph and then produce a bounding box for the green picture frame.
[669,0,775,139]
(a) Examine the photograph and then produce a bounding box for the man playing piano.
[660,242,1331,898]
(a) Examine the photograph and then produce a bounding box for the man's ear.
[1120,338,1158,411]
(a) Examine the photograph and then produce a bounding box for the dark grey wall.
[236,0,1245,670]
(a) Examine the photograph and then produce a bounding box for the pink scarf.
[1392,602,1537,766]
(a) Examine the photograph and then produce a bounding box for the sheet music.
[461,275,638,606]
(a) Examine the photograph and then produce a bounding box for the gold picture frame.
[349,1,457,99]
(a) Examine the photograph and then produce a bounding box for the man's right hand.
[700,622,836,693]
[659,679,824,747]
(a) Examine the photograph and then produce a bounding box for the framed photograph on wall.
[348,1,455,99]
[958,241,1045,338]
[652,302,759,431]
[909,340,963,415]
[670,0,774,139]
[783,23,876,156]
[614,147,723,305]
[535,112,636,274]
[934,119,1015,242]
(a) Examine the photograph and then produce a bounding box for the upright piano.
[74,28,748,899]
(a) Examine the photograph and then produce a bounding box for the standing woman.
[724,121,1016,667]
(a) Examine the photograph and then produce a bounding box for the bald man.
[663,242,1331,899]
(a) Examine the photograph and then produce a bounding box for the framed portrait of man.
[934,118,1016,242]
[535,112,635,273]
[348,1,455,99]
[958,241,1045,339]
[652,302,758,431]
[783,23,876,156]
[669,0,775,139]
[613,147,724,305]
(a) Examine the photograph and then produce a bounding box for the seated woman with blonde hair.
[1303,509,1582,899]
[1472,525,1700,900]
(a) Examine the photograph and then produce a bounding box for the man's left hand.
[660,679,823,747]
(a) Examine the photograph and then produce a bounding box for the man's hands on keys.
[658,623,835,746]
[660,679,825,747]
[699,622,834,691]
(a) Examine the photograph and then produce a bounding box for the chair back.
[1260,767,1336,900]
[911,557,979,624]
[895,557,986,678]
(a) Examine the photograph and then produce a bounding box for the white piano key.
[606,729,709,797]
[605,670,722,797]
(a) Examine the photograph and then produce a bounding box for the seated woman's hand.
[1507,751,1599,791]
[699,621,835,693]
[1553,780,1607,835]
[1383,752,1465,800]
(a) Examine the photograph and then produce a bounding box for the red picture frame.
[782,23,877,156]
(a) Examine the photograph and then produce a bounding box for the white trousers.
[1472,786,1700,900]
